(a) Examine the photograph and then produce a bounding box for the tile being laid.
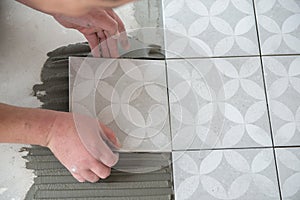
[172,149,280,200]
[167,57,272,150]
[163,0,259,58]
[263,56,300,146]
[255,0,300,55]
[69,57,171,152]
[276,148,300,200]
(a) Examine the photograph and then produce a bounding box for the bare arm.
[0,103,55,146]
[0,103,119,182]
[16,0,134,17]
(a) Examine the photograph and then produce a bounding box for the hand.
[47,112,120,182]
[53,9,129,58]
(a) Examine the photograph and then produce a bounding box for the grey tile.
[276,148,300,200]
[255,0,300,55]
[263,56,300,146]
[172,149,280,200]
[167,57,272,150]
[163,0,259,58]
[69,57,171,152]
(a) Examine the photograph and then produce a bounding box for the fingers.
[91,10,119,37]
[97,31,110,57]
[93,141,119,167]
[69,161,111,182]
[71,172,85,183]
[80,170,100,183]
[106,9,129,50]
[57,8,128,57]
[91,161,111,179]
[74,115,119,167]
[99,122,121,148]
[84,33,100,57]
[104,31,119,58]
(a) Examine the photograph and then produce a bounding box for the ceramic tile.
[69,57,171,152]
[276,148,300,200]
[163,0,259,58]
[263,56,300,146]
[255,0,300,55]
[167,57,272,150]
[172,149,280,200]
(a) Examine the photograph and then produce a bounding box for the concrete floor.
[0,1,139,199]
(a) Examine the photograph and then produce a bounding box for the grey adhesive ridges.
[25,146,173,200]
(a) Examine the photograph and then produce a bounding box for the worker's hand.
[53,9,129,58]
[47,112,120,183]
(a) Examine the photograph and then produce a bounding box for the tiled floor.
[164,0,300,199]
[69,0,300,199]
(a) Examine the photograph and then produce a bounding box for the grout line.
[274,146,300,149]
[262,54,300,57]
[252,1,283,199]
[166,54,260,60]
[164,59,174,152]
[163,53,300,61]
[172,146,274,152]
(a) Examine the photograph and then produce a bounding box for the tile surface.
[276,148,300,200]
[263,56,300,146]
[167,57,272,150]
[172,149,280,200]
[70,57,171,152]
[163,0,259,58]
[255,0,300,55]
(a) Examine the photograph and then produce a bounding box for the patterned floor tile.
[167,57,272,150]
[69,57,171,152]
[276,148,300,200]
[255,0,300,55]
[163,0,259,58]
[172,149,280,200]
[263,56,300,146]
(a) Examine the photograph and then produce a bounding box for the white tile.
[263,56,300,146]
[276,148,300,200]
[172,149,280,200]
[69,57,171,152]
[167,57,272,150]
[255,0,300,55]
[163,0,259,58]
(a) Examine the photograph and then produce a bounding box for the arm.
[0,103,55,146]
[16,0,134,17]
[0,103,119,182]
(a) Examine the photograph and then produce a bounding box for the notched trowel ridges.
[35,188,173,199]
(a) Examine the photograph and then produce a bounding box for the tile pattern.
[255,0,300,55]
[263,56,300,146]
[70,57,171,152]
[172,149,280,200]
[68,1,300,199]
[167,57,272,150]
[161,0,300,198]
[163,0,259,58]
[276,148,300,200]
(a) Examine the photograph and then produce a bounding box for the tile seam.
[251,0,283,199]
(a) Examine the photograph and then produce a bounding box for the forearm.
[0,103,57,146]
[16,0,134,17]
